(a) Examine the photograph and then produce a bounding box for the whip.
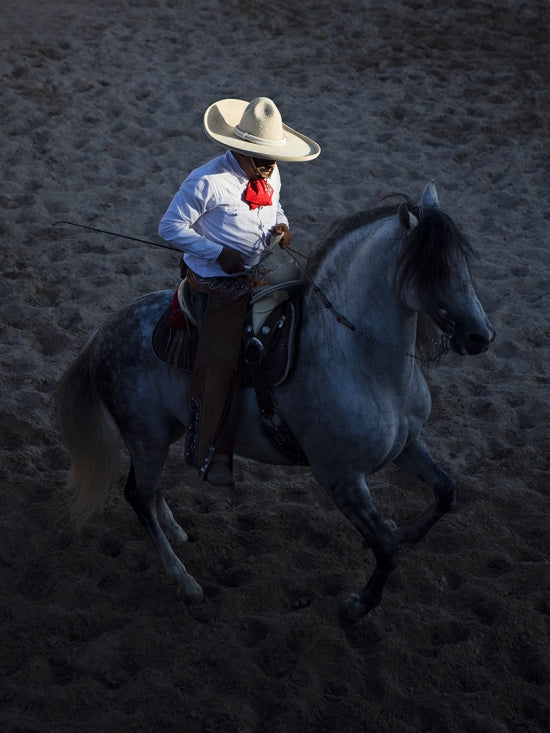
[52,220,181,252]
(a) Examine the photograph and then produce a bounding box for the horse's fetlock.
[374,544,399,573]
[383,550,400,573]
[380,524,400,556]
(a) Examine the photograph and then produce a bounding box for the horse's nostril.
[467,332,492,354]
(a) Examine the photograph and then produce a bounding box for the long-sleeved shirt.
[158,150,289,278]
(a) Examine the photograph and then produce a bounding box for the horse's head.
[396,183,496,356]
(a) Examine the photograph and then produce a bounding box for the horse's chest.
[386,379,431,454]
[332,376,427,460]
[286,343,431,464]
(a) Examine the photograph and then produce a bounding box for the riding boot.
[206,454,234,487]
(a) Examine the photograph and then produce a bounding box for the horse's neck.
[306,222,417,357]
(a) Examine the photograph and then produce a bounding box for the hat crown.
[236,97,284,143]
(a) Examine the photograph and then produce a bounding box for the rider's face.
[252,157,277,179]
[233,152,277,180]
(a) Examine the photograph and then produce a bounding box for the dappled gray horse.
[55,183,495,624]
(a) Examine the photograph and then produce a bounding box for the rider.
[158,97,320,487]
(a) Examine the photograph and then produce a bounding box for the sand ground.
[0,1,549,731]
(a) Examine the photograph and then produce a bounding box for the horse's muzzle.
[454,323,496,355]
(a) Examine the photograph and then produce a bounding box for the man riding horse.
[158,97,320,487]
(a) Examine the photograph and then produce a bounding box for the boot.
[206,454,234,487]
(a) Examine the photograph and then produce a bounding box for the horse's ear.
[398,202,419,231]
[421,181,440,208]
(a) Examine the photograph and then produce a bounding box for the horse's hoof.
[178,576,204,604]
[338,594,366,627]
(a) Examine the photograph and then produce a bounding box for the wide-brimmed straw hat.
[203,97,321,162]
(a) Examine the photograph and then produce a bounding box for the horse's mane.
[306,204,398,277]
[306,196,473,307]
[396,202,474,310]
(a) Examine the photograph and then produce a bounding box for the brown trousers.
[184,271,250,476]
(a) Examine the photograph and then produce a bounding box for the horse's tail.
[54,338,119,528]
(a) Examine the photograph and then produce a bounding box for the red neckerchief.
[244,178,273,209]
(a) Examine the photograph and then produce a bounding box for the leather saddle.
[152,262,308,464]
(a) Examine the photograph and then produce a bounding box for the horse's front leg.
[328,477,401,626]
[395,439,457,544]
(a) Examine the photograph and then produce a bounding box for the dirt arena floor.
[1,1,548,731]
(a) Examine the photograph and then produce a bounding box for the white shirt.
[158,151,289,278]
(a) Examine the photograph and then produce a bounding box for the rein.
[53,220,453,363]
[285,246,454,364]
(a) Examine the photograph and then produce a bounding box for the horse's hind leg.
[395,439,457,544]
[328,477,401,626]
[124,456,203,604]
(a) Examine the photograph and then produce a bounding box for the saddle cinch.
[152,260,308,464]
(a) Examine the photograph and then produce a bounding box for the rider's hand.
[272,223,292,248]
[217,246,245,274]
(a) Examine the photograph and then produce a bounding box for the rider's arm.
[158,177,223,262]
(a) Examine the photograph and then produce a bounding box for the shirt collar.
[226,150,249,181]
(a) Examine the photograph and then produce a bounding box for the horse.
[55,183,495,625]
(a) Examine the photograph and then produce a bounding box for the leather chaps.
[184,270,251,476]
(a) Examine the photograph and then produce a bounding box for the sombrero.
[203,97,321,162]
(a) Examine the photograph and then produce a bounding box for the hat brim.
[204,99,321,162]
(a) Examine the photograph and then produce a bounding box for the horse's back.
[98,290,172,339]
